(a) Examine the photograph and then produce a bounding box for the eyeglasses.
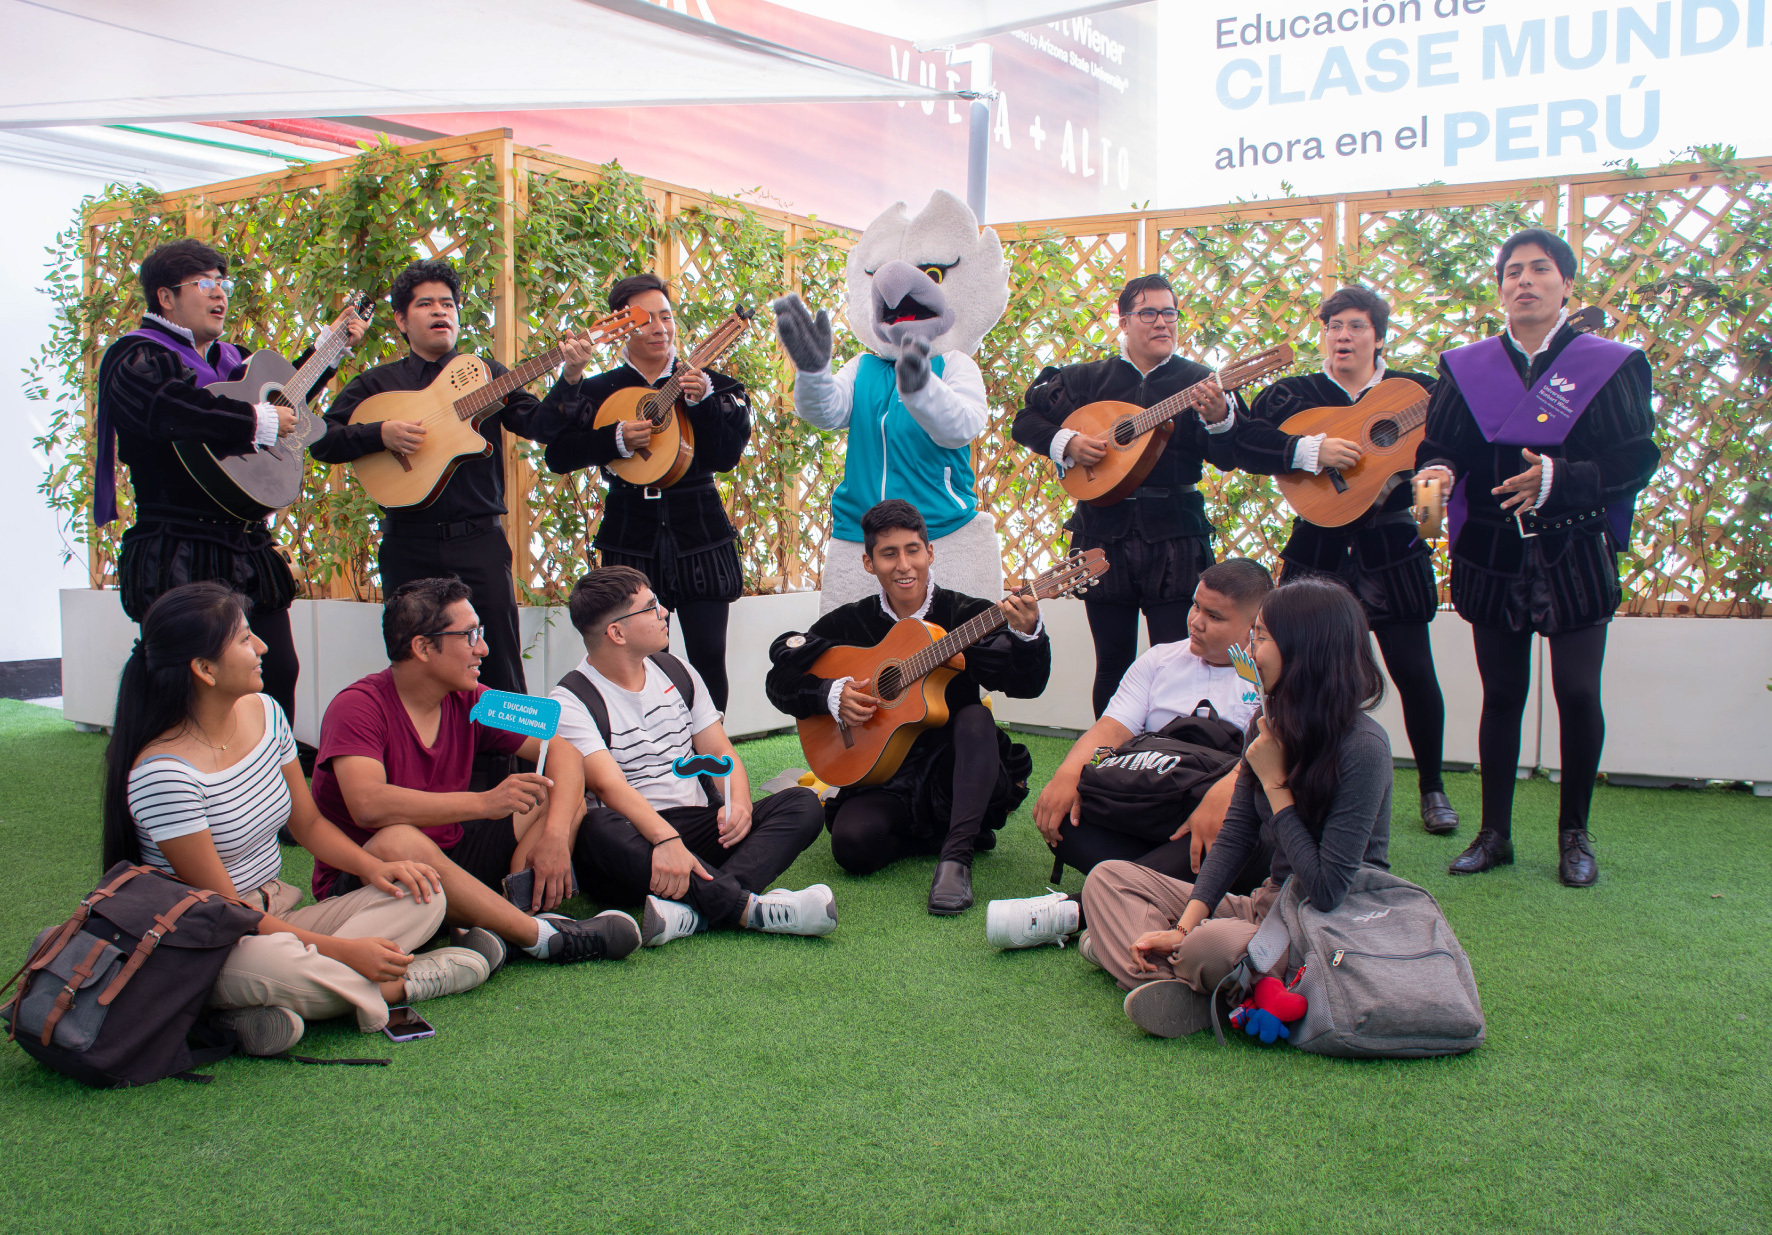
[425,625,486,646]
[174,277,236,296]
[1128,308,1180,325]
[609,598,667,624]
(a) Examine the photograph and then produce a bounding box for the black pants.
[830,704,1000,873]
[1373,622,1447,797]
[1083,598,1192,719]
[380,521,525,695]
[572,787,824,928]
[674,601,730,713]
[1472,622,1609,836]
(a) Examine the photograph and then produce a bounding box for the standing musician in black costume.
[1234,285,1459,836]
[97,239,365,724]
[1414,228,1660,886]
[313,258,598,695]
[1011,273,1239,718]
[543,274,753,713]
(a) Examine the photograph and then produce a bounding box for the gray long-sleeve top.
[1189,712,1393,913]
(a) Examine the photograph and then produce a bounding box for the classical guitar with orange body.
[798,550,1109,787]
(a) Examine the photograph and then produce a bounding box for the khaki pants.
[208,880,445,1032]
[1080,860,1282,993]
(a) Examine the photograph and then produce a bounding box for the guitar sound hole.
[1369,418,1400,448]
[1113,418,1136,446]
[874,665,902,703]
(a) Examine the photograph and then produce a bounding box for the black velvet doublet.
[765,586,1051,843]
[1416,322,1660,634]
[1238,370,1440,626]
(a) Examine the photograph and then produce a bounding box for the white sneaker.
[986,890,1081,950]
[403,946,491,1003]
[750,885,838,936]
[641,895,707,946]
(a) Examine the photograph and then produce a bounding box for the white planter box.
[55,589,1772,789]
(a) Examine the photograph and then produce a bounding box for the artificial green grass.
[0,696,1767,1234]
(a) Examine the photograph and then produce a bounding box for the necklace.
[189,712,239,756]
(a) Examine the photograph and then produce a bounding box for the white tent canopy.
[0,0,960,129]
[766,0,1149,49]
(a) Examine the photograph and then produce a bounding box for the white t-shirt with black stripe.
[551,657,721,810]
[127,694,296,893]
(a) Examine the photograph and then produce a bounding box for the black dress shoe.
[928,860,974,915]
[1448,829,1514,875]
[1420,791,1460,835]
[1558,829,1598,887]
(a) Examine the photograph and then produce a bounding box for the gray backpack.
[1216,867,1486,1058]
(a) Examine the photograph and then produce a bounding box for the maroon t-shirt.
[310,668,524,898]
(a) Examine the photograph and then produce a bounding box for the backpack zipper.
[1330,948,1456,967]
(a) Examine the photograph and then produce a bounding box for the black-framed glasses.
[174,277,236,295]
[609,598,667,624]
[425,624,486,646]
[1129,307,1179,324]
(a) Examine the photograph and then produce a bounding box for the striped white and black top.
[127,694,296,893]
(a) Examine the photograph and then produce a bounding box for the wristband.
[652,834,682,848]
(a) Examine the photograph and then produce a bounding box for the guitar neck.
[642,316,749,424]
[284,319,357,406]
[898,605,1010,688]
[1130,376,1220,437]
[456,344,567,421]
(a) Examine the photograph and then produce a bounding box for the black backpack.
[556,652,723,808]
[1076,701,1245,844]
[2,863,263,1088]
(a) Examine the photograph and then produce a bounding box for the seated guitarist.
[542,273,753,711]
[1233,285,1459,837]
[313,258,597,695]
[765,500,1050,915]
[1011,273,1239,719]
[96,239,364,725]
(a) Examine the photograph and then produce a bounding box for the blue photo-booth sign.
[470,690,562,740]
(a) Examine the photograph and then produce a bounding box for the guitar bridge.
[392,451,412,473]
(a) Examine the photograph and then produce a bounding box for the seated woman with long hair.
[103,582,494,1056]
[1080,576,1394,1037]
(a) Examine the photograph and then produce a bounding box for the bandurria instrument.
[797,549,1109,787]
[176,293,372,520]
[1059,343,1294,506]
[1274,377,1434,528]
[346,306,649,508]
[593,305,755,489]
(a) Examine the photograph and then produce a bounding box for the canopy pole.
[946,44,994,224]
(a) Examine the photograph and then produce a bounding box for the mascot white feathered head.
[844,190,1009,360]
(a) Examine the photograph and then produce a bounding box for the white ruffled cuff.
[1532,456,1555,510]
[1204,402,1236,434]
[826,677,852,722]
[1291,433,1325,474]
[252,402,281,448]
[1049,428,1078,476]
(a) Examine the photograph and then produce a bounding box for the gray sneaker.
[1123,979,1214,1038]
[1077,929,1103,971]
[215,1006,304,1056]
[450,926,508,975]
[403,947,491,1003]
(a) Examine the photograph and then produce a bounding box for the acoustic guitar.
[592,305,755,489]
[1276,307,1610,529]
[345,306,648,508]
[797,549,1110,788]
[174,293,372,520]
[1058,343,1294,506]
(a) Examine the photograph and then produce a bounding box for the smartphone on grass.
[383,1006,435,1042]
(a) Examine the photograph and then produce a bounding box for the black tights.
[1372,622,1447,797]
[249,605,298,728]
[673,601,731,713]
[1472,623,1609,837]
[1083,599,1193,718]
[830,705,1000,872]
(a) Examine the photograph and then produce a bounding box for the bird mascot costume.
[772,189,1011,613]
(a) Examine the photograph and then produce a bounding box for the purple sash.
[95,328,246,526]
[1440,332,1640,546]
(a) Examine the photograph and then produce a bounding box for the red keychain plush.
[1229,974,1309,1044]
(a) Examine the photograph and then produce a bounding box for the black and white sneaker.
[538,910,641,962]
